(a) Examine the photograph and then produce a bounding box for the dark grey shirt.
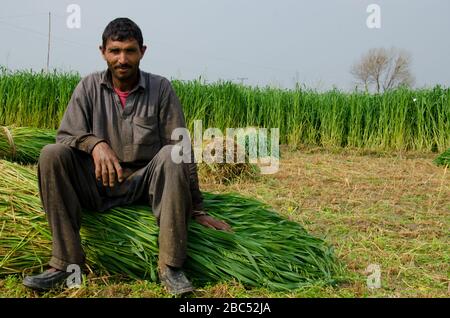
[56,69,203,209]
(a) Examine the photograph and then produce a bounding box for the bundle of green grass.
[434,148,450,167]
[198,137,261,184]
[0,126,55,164]
[0,160,342,290]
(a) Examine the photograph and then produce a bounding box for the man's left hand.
[194,215,232,232]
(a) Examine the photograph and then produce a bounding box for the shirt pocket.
[132,115,160,145]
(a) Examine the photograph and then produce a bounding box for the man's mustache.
[115,65,132,69]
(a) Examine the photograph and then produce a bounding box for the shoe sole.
[165,285,195,296]
[22,277,67,291]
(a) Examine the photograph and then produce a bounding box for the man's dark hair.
[102,18,143,49]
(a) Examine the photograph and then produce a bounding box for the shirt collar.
[100,69,146,92]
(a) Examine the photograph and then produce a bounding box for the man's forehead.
[105,38,140,49]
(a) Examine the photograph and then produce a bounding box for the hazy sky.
[0,0,449,90]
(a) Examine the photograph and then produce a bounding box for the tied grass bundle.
[198,139,260,184]
[0,126,55,164]
[198,134,269,184]
[0,160,343,290]
[434,148,450,167]
[198,162,259,184]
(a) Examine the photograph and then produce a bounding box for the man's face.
[101,38,147,82]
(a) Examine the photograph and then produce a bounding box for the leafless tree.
[351,48,414,93]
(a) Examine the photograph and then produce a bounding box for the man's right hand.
[91,142,123,187]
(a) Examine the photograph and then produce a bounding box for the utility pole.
[46,12,51,73]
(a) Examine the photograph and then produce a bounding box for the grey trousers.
[38,143,192,271]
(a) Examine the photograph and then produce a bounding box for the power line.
[0,14,297,79]
[0,20,92,49]
[0,13,48,20]
[150,39,295,75]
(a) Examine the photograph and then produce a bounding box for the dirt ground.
[199,146,450,297]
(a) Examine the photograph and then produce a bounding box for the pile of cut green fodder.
[434,148,450,167]
[0,160,343,290]
[0,126,56,164]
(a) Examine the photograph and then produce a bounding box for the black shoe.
[158,265,194,296]
[23,268,71,291]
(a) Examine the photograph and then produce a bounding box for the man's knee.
[157,145,175,161]
[39,144,73,167]
[156,145,188,176]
